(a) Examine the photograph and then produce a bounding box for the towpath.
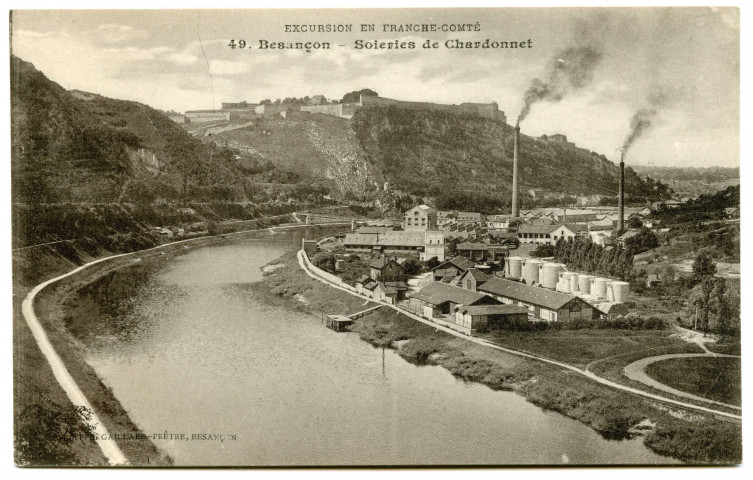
[19,221,346,465]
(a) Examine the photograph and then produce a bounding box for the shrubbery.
[490,314,667,332]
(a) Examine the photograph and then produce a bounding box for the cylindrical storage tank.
[507,256,524,278]
[559,272,572,293]
[523,259,541,284]
[592,278,607,299]
[570,273,580,292]
[612,281,630,303]
[541,263,562,290]
[578,275,592,294]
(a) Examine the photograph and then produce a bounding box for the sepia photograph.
[9,5,742,467]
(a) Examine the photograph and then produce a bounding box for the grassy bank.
[263,254,742,464]
[645,357,741,406]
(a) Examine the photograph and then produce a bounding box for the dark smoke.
[517,46,602,124]
[621,91,669,154]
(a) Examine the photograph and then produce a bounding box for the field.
[645,357,741,406]
[479,329,702,369]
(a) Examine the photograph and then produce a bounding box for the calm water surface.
[84,234,674,465]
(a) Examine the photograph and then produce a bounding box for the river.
[81,232,674,466]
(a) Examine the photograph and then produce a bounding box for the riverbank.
[13,223,333,466]
[262,252,742,464]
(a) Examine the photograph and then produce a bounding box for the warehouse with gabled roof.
[478,277,595,322]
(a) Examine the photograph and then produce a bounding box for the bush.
[399,338,441,364]
[15,395,97,466]
[312,252,336,273]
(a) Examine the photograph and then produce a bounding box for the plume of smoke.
[621,91,670,155]
[517,46,602,125]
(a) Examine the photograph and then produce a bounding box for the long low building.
[478,277,595,322]
[343,230,445,261]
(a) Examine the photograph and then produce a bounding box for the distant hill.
[631,166,739,197]
[10,55,244,204]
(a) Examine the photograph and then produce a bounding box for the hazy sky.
[11,8,740,168]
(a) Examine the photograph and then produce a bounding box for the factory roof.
[369,257,405,270]
[432,256,476,272]
[356,226,394,234]
[455,304,529,316]
[459,268,492,283]
[344,231,425,247]
[376,282,408,295]
[518,224,559,235]
[456,242,508,251]
[479,278,582,310]
[411,282,497,307]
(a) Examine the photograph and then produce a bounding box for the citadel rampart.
[360,95,506,123]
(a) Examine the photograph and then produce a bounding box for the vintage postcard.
[10,7,741,467]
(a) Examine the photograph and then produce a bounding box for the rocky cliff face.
[352,105,669,202]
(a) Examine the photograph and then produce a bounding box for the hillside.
[199,104,669,207]
[10,56,244,204]
[12,54,668,209]
[196,114,376,199]
[352,106,669,203]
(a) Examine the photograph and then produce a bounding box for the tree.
[15,394,97,466]
[627,216,644,229]
[312,252,336,273]
[624,228,659,255]
[402,258,421,276]
[690,277,715,332]
[341,88,378,104]
[531,244,555,258]
[712,277,728,333]
[692,251,717,283]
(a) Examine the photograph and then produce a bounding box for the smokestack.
[618,150,625,234]
[512,124,520,218]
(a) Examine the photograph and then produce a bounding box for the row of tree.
[689,251,737,335]
[553,236,633,281]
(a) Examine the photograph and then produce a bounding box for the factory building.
[343,230,444,261]
[455,242,508,262]
[478,278,595,323]
[517,224,577,245]
[404,205,438,231]
[408,282,502,335]
[184,110,232,123]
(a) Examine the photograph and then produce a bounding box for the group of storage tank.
[504,256,630,303]
[555,271,630,303]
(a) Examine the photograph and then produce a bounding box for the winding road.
[623,353,741,411]
[297,249,742,421]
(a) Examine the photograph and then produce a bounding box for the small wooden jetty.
[325,315,354,332]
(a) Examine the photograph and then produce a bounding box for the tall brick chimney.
[511,124,520,218]
[618,150,625,234]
